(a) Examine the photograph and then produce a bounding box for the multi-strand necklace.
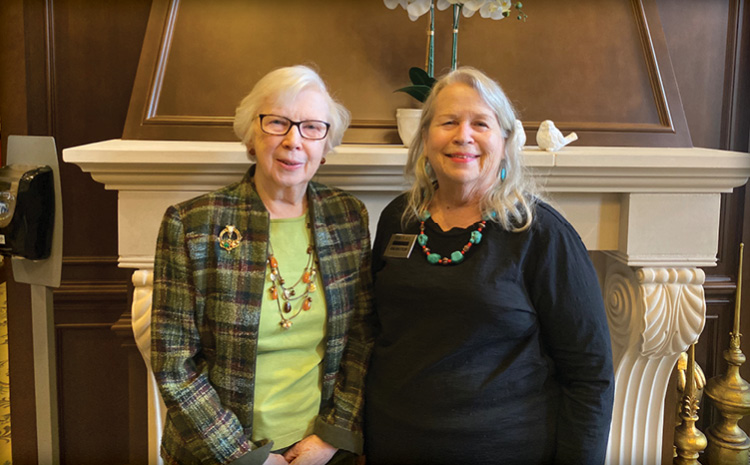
[417,210,487,265]
[267,237,317,329]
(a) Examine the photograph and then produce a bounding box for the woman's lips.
[277,158,304,169]
[446,153,479,163]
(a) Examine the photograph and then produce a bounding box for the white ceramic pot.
[396,108,423,148]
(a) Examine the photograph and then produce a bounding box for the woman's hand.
[263,453,289,465]
[283,434,338,465]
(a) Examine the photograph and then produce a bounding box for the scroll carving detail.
[604,263,706,465]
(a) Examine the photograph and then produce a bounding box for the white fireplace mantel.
[64,139,750,465]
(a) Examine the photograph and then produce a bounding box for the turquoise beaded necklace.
[417,210,487,265]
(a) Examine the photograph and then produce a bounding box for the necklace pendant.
[268,256,278,269]
[269,286,278,300]
[308,282,317,292]
[280,319,293,329]
[302,297,312,311]
[269,271,278,282]
[283,301,292,313]
[302,270,311,283]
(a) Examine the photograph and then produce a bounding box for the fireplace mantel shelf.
[66,139,749,193]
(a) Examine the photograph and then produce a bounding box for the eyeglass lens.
[260,115,329,140]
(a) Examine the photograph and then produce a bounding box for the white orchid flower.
[383,0,409,9]
[461,0,487,17]
[479,0,513,19]
[383,0,431,21]
[406,0,433,20]
[436,0,493,18]
[435,0,461,9]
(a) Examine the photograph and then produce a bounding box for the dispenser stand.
[7,136,63,465]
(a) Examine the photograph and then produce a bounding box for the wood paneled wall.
[0,0,152,463]
[0,0,748,463]
[658,0,750,441]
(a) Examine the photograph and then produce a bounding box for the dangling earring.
[423,154,432,175]
[320,157,326,165]
[500,165,507,181]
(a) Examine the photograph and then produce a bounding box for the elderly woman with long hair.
[364,67,614,465]
[151,65,373,465]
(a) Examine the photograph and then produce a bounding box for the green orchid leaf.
[408,67,436,87]
[395,84,433,103]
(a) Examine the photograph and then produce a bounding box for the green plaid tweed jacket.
[152,167,374,465]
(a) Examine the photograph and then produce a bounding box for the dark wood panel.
[658,0,730,149]
[112,309,149,465]
[57,325,130,464]
[52,0,152,258]
[55,277,131,465]
[124,0,691,146]
[0,0,29,157]
[722,0,750,152]
[45,0,152,460]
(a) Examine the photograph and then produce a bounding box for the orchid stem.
[426,1,434,77]
[451,4,461,71]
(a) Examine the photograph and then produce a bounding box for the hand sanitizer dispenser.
[0,164,55,260]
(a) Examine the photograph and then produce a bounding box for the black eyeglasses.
[258,114,331,140]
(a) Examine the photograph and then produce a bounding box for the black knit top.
[364,195,614,465]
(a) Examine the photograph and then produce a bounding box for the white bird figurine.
[536,120,578,152]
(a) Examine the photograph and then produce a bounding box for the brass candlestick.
[704,243,750,464]
[674,344,707,464]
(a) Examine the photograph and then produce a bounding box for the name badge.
[383,233,417,259]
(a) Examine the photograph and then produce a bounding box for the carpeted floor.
[0,281,10,464]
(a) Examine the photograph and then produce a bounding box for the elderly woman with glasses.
[151,65,373,465]
[364,67,614,465]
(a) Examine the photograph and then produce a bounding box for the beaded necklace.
[267,234,317,329]
[417,210,486,265]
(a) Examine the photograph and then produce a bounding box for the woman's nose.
[453,122,474,144]
[282,125,303,149]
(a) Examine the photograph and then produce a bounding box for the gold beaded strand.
[267,239,317,329]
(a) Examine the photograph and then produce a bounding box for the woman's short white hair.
[233,65,351,154]
[404,66,538,231]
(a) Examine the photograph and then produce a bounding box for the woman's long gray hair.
[403,67,538,232]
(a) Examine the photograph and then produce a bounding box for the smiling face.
[424,82,505,196]
[250,88,329,196]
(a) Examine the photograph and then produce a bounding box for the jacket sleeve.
[315,203,376,454]
[152,206,270,464]
[528,215,615,465]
